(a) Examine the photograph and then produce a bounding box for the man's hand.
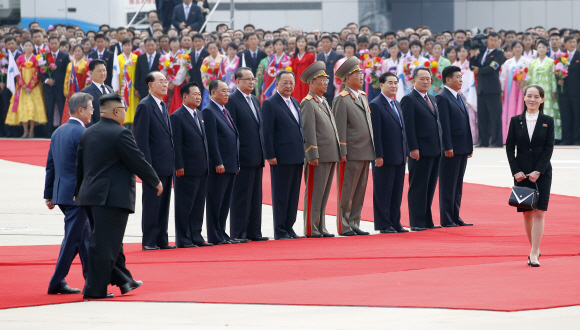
[179,22,186,29]
[552,93,557,100]
[168,82,175,90]
[445,150,454,158]
[135,90,140,98]
[375,157,383,167]
[176,168,184,177]
[514,171,526,182]
[267,158,277,165]
[341,155,347,162]
[472,67,479,74]
[308,158,319,166]
[185,76,190,83]
[216,165,225,173]
[527,171,540,183]
[156,182,163,196]
[468,153,473,158]
[45,199,55,210]
[46,79,55,86]
[410,149,420,161]
[558,80,564,86]
[0,82,5,90]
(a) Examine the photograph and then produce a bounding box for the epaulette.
[304,94,313,101]
[339,90,349,97]
[359,91,366,96]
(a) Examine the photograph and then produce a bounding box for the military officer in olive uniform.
[300,62,342,238]
[332,57,375,236]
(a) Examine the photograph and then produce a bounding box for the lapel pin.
[543,123,548,127]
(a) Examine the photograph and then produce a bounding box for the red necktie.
[424,95,434,113]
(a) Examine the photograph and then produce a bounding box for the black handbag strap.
[515,178,539,191]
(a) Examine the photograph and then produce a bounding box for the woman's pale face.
[274,41,284,54]
[380,42,388,51]
[297,39,306,51]
[208,43,218,57]
[536,43,548,56]
[523,36,533,48]
[513,43,523,56]
[411,45,421,57]
[170,41,180,52]
[227,47,237,58]
[74,47,83,59]
[123,42,132,54]
[447,49,456,60]
[432,45,442,57]
[524,87,544,111]
[389,45,399,57]
[345,46,355,57]
[369,46,380,57]
[336,45,344,55]
[457,48,468,61]
[23,42,34,54]
[265,45,273,56]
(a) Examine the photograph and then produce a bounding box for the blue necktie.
[193,110,201,132]
[160,102,169,126]
[457,94,467,114]
[148,55,153,70]
[391,100,402,126]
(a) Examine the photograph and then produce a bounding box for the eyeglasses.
[280,81,295,86]
[238,78,257,82]
[157,80,169,85]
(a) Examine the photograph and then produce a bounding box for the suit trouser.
[174,174,208,246]
[372,162,406,231]
[44,88,66,137]
[336,160,370,234]
[48,205,91,290]
[158,5,173,30]
[141,174,172,247]
[477,93,502,146]
[439,154,468,226]
[83,206,132,298]
[304,162,335,236]
[559,94,580,145]
[270,164,302,239]
[206,171,236,243]
[230,166,263,239]
[408,156,440,228]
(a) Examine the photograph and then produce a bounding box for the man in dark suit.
[237,32,267,77]
[558,36,580,145]
[437,66,474,228]
[370,72,409,234]
[133,72,175,250]
[262,70,306,240]
[88,34,114,87]
[134,38,161,100]
[226,68,268,242]
[76,93,162,299]
[156,0,179,31]
[81,59,112,126]
[401,67,443,231]
[316,35,343,104]
[109,27,128,55]
[170,82,213,248]
[189,34,209,97]
[44,93,94,295]
[202,79,241,245]
[171,0,204,33]
[472,32,505,147]
[40,36,70,137]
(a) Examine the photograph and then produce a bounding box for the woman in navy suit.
[505,85,555,267]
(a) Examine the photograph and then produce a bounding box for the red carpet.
[1,139,579,311]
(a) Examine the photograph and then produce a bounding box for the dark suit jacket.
[109,43,122,55]
[316,50,343,100]
[369,94,408,165]
[237,49,267,75]
[401,89,442,157]
[134,52,161,99]
[473,48,505,95]
[75,118,160,213]
[81,83,113,125]
[88,50,115,87]
[44,119,86,205]
[202,100,239,173]
[506,113,554,175]
[226,89,265,167]
[262,92,305,165]
[133,94,174,177]
[39,51,70,95]
[189,47,209,92]
[171,3,204,32]
[170,106,209,176]
[436,87,473,155]
[561,51,580,96]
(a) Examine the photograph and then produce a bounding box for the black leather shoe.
[428,225,443,229]
[233,238,249,243]
[353,228,369,235]
[48,285,81,295]
[411,227,428,231]
[216,240,231,245]
[276,236,292,240]
[142,246,160,251]
[396,228,410,233]
[290,234,306,239]
[228,240,240,244]
[307,234,323,238]
[120,280,143,295]
[248,237,269,241]
[177,244,197,248]
[442,223,459,227]
[457,222,474,226]
[83,293,114,299]
[195,242,214,247]
[159,245,177,249]
[380,226,397,234]
[339,231,357,236]
[322,233,335,237]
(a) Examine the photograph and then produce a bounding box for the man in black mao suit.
[226,68,268,241]
[437,66,474,227]
[262,70,306,240]
[202,79,240,245]
[472,32,505,147]
[40,37,70,137]
[133,72,175,250]
[88,34,114,87]
[172,0,204,33]
[81,59,112,126]
[170,82,213,248]
[237,33,267,77]
[189,34,209,98]
[401,68,443,231]
[135,38,161,100]
[76,93,162,299]
[316,35,343,104]
[558,36,580,145]
[369,72,409,234]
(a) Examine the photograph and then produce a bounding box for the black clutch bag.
[509,181,539,210]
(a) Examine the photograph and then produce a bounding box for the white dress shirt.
[525,111,539,141]
[278,92,299,122]
[184,4,191,20]
[151,94,165,114]
[92,81,108,94]
[238,88,259,119]
[347,86,359,99]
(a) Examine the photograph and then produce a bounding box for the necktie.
[457,93,467,114]
[98,52,102,59]
[481,49,490,65]
[222,107,233,128]
[148,55,153,70]
[101,85,107,95]
[252,51,257,62]
[193,110,201,131]
[424,95,434,113]
[246,95,258,121]
[185,5,189,20]
[324,53,328,63]
[160,102,169,126]
[286,99,298,122]
[391,100,402,126]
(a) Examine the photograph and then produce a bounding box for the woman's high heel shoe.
[527,255,540,267]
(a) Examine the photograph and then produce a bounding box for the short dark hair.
[357,35,369,44]
[99,92,123,107]
[30,29,43,37]
[48,36,59,43]
[273,37,286,46]
[121,38,132,46]
[88,59,106,71]
[145,72,158,86]
[276,69,295,82]
[549,32,561,38]
[28,21,39,29]
[244,32,258,40]
[379,72,398,84]
[442,65,461,83]
[180,81,200,99]
[158,34,169,42]
[234,67,252,80]
[144,37,156,44]
[487,32,500,39]
[244,24,255,30]
[192,33,203,41]
[412,67,431,79]
[208,79,225,92]
[320,35,333,43]
[383,31,396,39]
[409,40,423,50]
[505,30,517,37]
[564,35,576,43]
[226,42,238,51]
[536,39,549,49]
[344,41,357,52]
[94,33,106,41]
[397,36,409,42]
[454,29,466,36]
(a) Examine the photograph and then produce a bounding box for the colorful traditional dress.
[200,53,225,109]
[428,56,450,95]
[361,56,382,102]
[397,55,428,96]
[290,51,314,101]
[5,54,47,125]
[500,56,531,143]
[528,56,561,139]
[166,50,189,114]
[382,57,404,100]
[261,53,292,101]
[453,59,479,144]
[61,58,88,125]
[256,56,270,102]
[118,52,139,122]
[333,56,353,97]
[219,55,240,94]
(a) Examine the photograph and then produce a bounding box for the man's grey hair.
[68,92,94,115]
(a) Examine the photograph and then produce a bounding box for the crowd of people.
[2,5,561,297]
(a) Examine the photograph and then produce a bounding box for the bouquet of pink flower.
[36,48,56,79]
[553,51,570,92]
[402,57,420,82]
[427,57,443,83]
[158,53,182,82]
[0,48,8,79]
[177,49,193,77]
[363,56,383,89]
[201,57,220,87]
